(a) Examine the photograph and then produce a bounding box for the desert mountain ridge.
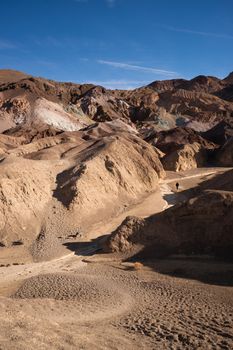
[0,67,233,255]
[1,67,233,88]
[1,68,233,350]
[1,68,233,135]
[2,67,233,169]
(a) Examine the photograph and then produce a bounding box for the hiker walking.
[176,182,179,191]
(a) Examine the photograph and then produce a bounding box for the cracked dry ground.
[0,258,232,350]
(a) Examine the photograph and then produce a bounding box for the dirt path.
[160,167,230,209]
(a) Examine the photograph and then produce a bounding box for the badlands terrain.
[0,69,233,349]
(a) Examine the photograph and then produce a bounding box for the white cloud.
[74,0,116,5]
[163,25,233,39]
[34,36,64,48]
[0,39,17,50]
[34,36,79,49]
[97,60,178,76]
[87,79,149,89]
[36,60,58,69]
[106,0,116,7]
[79,57,89,62]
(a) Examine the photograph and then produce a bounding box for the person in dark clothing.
[176,182,179,191]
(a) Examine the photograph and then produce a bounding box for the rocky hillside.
[0,120,164,260]
[1,69,233,135]
[104,190,233,260]
[0,69,233,259]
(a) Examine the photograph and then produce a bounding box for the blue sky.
[0,0,232,89]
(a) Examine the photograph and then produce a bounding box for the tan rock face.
[153,147,165,159]
[104,190,233,259]
[201,168,233,192]
[0,97,30,128]
[216,137,233,166]
[0,121,165,253]
[162,142,207,172]
[0,158,53,246]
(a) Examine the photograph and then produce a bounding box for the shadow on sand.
[125,250,233,287]
[63,235,233,287]
[63,235,108,257]
[142,256,233,287]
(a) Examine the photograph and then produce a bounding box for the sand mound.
[104,190,233,259]
[10,271,133,325]
[12,273,115,301]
